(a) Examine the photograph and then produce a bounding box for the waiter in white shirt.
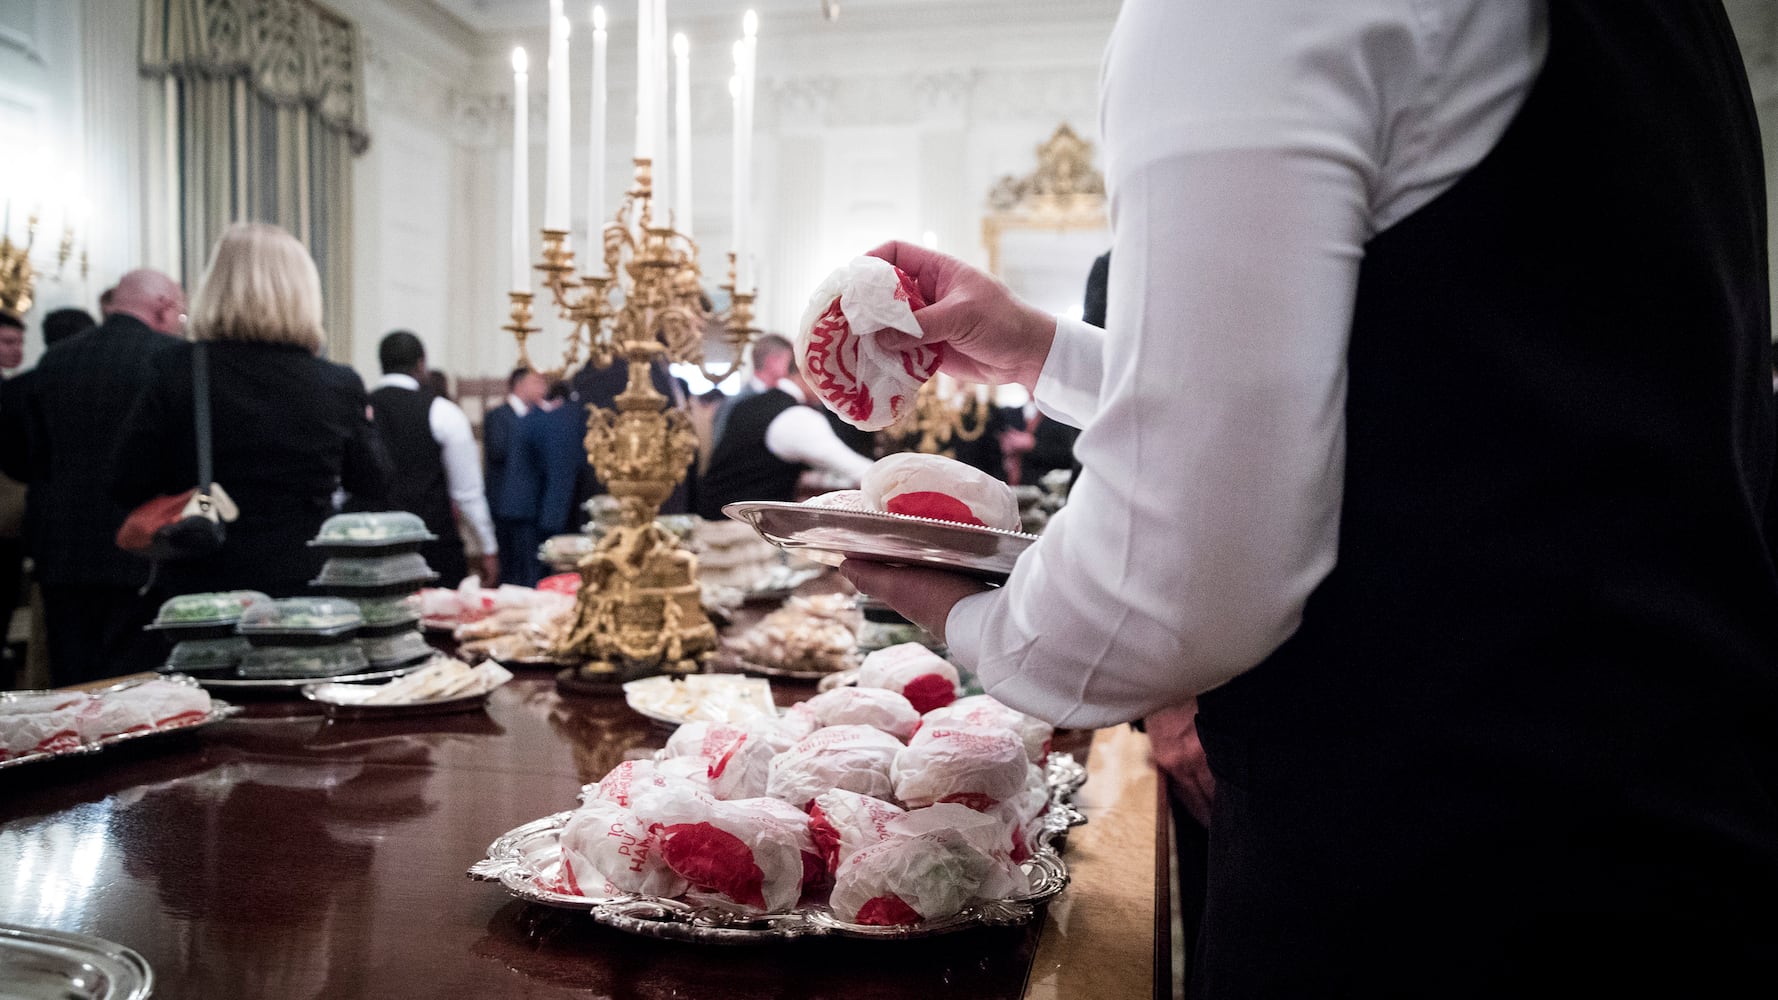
[696,359,873,520]
[843,1,1778,994]
[370,331,500,586]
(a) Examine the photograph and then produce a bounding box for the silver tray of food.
[468,752,1088,943]
[189,663,425,694]
[0,923,154,999]
[722,502,1036,581]
[0,675,239,770]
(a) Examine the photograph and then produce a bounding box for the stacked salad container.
[147,591,269,678]
[236,597,369,679]
[307,513,440,672]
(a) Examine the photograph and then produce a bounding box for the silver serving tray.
[0,674,240,771]
[722,502,1037,581]
[469,752,1089,942]
[0,923,153,999]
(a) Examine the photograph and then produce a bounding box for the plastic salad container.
[310,553,439,595]
[164,636,252,672]
[308,511,437,555]
[351,594,422,636]
[147,591,271,639]
[357,629,433,668]
[237,597,364,646]
[238,643,370,679]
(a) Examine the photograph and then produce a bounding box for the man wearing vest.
[370,331,499,587]
[696,359,872,520]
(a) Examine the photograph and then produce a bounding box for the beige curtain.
[139,0,369,360]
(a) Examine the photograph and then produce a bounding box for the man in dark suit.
[494,382,586,586]
[484,366,548,583]
[15,269,186,684]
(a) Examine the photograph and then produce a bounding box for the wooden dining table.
[0,626,1168,999]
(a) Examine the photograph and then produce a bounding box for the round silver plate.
[721,502,1037,581]
[469,752,1089,942]
[0,924,153,1000]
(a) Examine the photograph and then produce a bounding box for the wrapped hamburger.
[807,788,907,874]
[893,723,1030,812]
[765,724,906,809]
[827,806,1029,927]
[582,757,710,808]
[857,643,960,714]
[794,686,921,741]
[796,256,938,432]
[558,798,689,898]
[860,452,1022,531]
[0,693,87,760]
[662,719,779,800]
[920,694,1054,764]
[75,679,212,742]
[633,787,822,913]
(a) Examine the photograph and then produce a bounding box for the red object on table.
[537,572,580,595]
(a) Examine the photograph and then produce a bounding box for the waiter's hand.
[1145,698,1216,829]
[479,553,501,587]
[838,559,990,645]
[866,241,1057,391]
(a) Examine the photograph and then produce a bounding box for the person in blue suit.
[493,382,588,586]
[484,367,548,583]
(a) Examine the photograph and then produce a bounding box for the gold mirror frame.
[981,123,1108,277]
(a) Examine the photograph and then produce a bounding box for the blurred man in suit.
[495,382,587,586]
[15,270,186,684]
[484,366,548,582]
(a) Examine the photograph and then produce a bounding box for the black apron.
[1191,3,1778,995]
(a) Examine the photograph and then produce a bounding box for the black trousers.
[42,583,166,687]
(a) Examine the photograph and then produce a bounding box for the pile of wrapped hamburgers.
[554,642,1059,926]
[1,678,216,762]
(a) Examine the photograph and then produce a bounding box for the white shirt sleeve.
[1034,317,1107,429]
[945,0,1541,729]
[429,397,498,553]
[764,405,875,483]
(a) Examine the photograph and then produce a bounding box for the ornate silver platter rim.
[469,751,1087,942]
[0,674,240,771]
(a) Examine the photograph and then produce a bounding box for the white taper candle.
[511,47,531,291]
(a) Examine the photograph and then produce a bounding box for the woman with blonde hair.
[114,223,389,596]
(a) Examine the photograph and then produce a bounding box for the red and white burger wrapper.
[0,701,86,760]
[808,788,907,874]
[920,694,1053,764]
[76,679,212,742]
[860,452,1022,531]
[827,807,1029,926]
[992,763,1052,862]
[765,724,906,809]
[796,256,938,432]
[633,787,821,913]
[857,643,959,715]
[662,720,779,800]
[893,723,1030,812]
[559,798,690,898]
[796,686,921,741]
[583,757,710,808]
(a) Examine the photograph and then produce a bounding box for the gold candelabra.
[503,157,755,685]
[891,375,993,459]
[0,212,90,320]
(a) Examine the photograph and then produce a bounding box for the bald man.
[23,268,186,684]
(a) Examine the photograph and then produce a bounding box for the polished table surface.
[0,668,1160,999]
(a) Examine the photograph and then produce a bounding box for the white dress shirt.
[505,394,531,419]
[374,373,498,554]
[764,380,874,483]
[944,0,1546,728]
